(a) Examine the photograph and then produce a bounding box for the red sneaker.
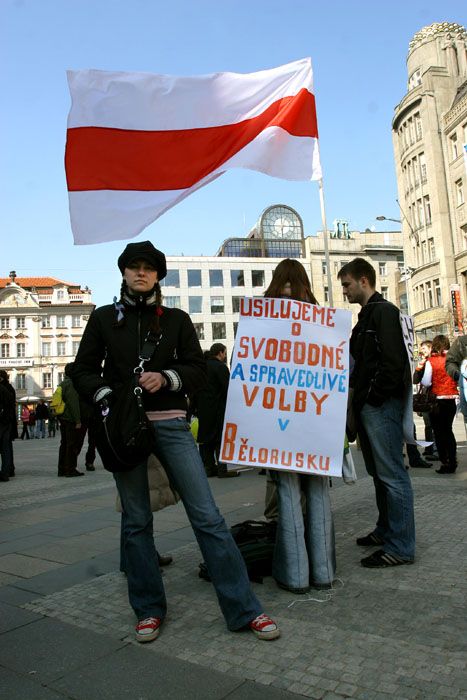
[249,613,280,640]
[135,616,162,643]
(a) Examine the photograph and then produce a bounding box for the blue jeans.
[114,418,262,628]
[272,472,336,589]
[358,397,415,560]
[36,419,46,438]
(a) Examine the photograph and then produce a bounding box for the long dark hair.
[114,280,163,334]
[264,259,318,304]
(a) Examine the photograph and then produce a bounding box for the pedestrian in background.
[421,335,458,475]
[20,405,30,439]
[35,399,49,439]
[0,370,17,481]
[57,363,83,478]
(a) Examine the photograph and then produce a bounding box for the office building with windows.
[0,272,94,401]
[392,21,467,338]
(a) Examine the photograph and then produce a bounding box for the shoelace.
[136,617,159,629]
[251,614,276,630]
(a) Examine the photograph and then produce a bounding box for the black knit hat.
[117,241,167,280]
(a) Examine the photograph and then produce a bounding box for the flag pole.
[318,179,334,306]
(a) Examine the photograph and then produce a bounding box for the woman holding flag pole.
[264,259,337,593]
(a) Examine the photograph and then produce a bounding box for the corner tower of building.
[392,22,467,339]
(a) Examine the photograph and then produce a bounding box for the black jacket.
[73,302,206,412]
[194,357,230,443]
[350,292,409,411]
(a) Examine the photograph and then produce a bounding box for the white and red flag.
[65,58,321,245]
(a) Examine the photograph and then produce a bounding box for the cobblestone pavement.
[16,436,467,700]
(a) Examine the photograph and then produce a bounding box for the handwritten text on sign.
[220,298,352,476]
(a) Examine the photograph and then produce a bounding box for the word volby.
[240,297,336,327]
[242,385,329,415]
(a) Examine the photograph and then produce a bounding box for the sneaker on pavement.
[85,464,95,471]
[356,532,383,547]
[249,613,280,640]
[135,617,162,643]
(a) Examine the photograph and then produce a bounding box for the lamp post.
[376,215,412,315]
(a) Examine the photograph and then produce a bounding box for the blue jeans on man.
[358,397,415,561]
[114,418,262,628]
[36,419,46,438]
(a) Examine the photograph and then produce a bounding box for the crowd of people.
[1,246,465,643]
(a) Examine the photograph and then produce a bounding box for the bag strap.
[134,331,163,375]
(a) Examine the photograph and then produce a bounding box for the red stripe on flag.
[66,89,318,191]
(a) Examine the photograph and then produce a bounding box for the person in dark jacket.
[57,364,83,477]
[35,399,49,439]
[338,258,415,568]
[195,343,238,478]
[72,240,279,644]
[0,370,17,481]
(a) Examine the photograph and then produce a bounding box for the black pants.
[57,420,79,475]
[429,400,457,468]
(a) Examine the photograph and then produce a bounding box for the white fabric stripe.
[162,370,181,392]
[67,59,313,130]
[69,129,320,244]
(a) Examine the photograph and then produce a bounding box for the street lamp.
[376,215,412,315]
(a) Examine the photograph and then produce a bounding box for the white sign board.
[220,298,352,477]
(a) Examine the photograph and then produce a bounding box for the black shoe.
[356,533,383,547]
[9,471,15,477]
[425,454,440,462]
[157,552,173,567]
[205,467,218,477]
[85,464,95,471]
[410,459,431,468]
[361,549,414,568]
[436,466,457,474]
[0,475,10,482]
[218,469,240,478]
[66,470,84,477]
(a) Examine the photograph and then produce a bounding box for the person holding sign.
[73,241,280,643]
[338,258,415,567]
[264,259,337,593]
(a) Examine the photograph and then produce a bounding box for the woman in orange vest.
[421,335,459,474]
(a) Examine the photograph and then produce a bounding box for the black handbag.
[95,332,162,473]
[412,385,437,413]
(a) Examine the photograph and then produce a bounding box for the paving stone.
[0,600,43,633]
[0,553,64,578]
[0,666,65,699]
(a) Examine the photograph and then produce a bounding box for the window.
[57,290,65,300]
[321,261,327,275]
[324,287,329,303]
[41,316,51,328]
[408,71,422,90]
[1,318,10,330]
[161,270,180,287]
[429,238,435,261]
[417,199,424,227]
[212,322,226,339]
[57,316,66,328]
[209,269,223,286]
[434,279,441,306]
[414,112,422,139]
[41,342,51,357]
[424,196,432,224]
[163,296,181,309]
[72,341,80,355]
[1,343,9,358]
[72,316,81,328]
[426,281,433,307]
[232,297,241,313]
[230,269,245,287]
[189,296,203,314]
[57,341,67,356]
[16,374,26,390]
[463,123,467,146]
[381,287,389,300]
[421,240,427,263]
[42,373,52,389]
[419,152,427,182]
[451,133,459,160]
[17,343,25,358]
[57,372,65,384]
[421,285,426,310]
[187,269,202,287]
[16,317,25,329]
[455,179,464,206]
[193,323,205,340]
[210,296,224,314]
[379,262,387,276]
[252,270,264,287]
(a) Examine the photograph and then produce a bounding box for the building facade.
[0,272,94,401]
[160,204,403,354]
[392,21,467,339]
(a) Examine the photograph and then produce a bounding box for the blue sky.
[1,0,465,305]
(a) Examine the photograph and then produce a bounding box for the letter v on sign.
[278,418,289,431]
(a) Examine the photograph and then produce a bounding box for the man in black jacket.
[338,258,415,568]
[73,241,279,644]
[196,343,239,478]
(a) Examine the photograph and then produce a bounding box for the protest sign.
[400,312,429,446]
[220,298,352,477]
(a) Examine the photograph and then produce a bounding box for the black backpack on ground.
[198,519,277,584]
